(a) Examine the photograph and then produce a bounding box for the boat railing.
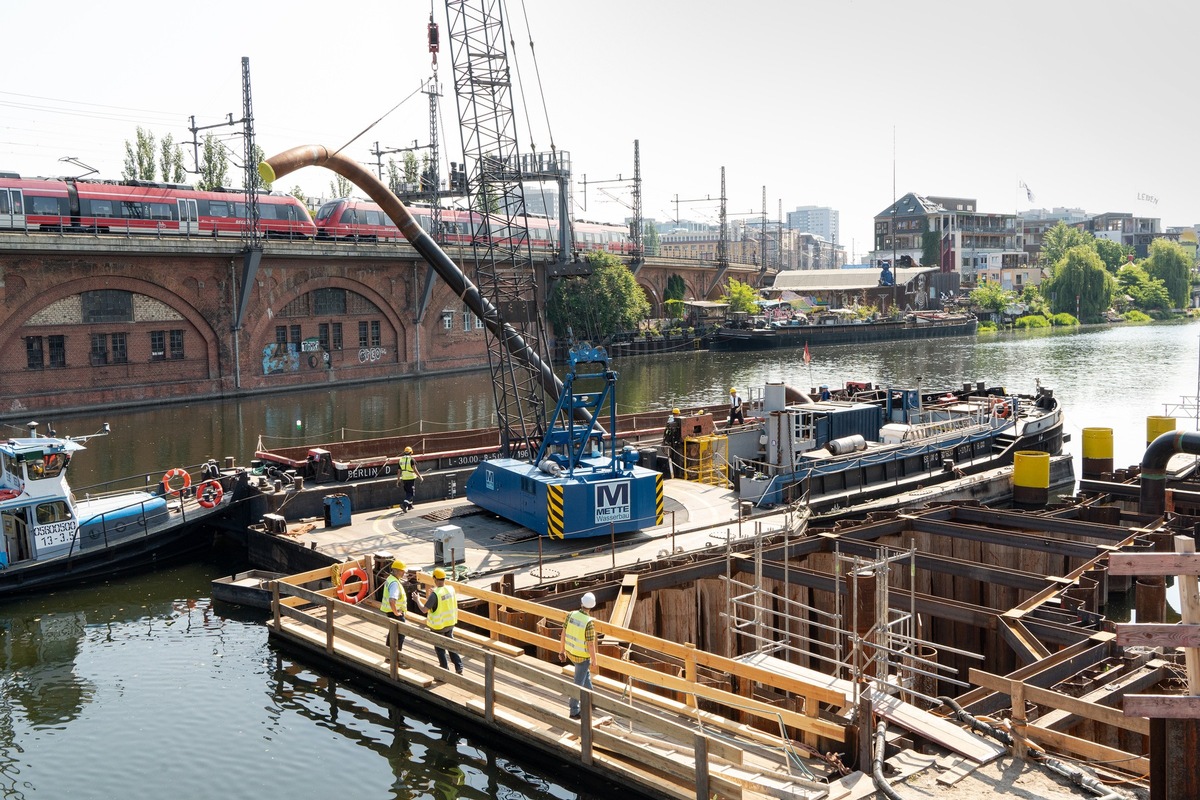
[66,494,182,559]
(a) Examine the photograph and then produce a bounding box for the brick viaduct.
[0,234,765,418]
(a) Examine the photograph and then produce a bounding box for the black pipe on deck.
[1139,430,1200,516]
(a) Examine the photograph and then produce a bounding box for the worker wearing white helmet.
[413,566,464,675]
[559,591,598,720]
[380,559,407,653]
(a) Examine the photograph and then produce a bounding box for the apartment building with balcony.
[872,193,1021,281]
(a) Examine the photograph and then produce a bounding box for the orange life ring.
[996,402,1011,419]
[162,467,191,495]
[337,567,369,604]
[196,480,224,508]
[0,489,20,502]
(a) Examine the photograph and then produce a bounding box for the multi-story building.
[786,205,840,245]
[1079,212,1160,258]
[872,193,1021,281]
[1017,207,1089,264]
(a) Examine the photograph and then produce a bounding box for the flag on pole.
[803,341,811,366]
[1019,180,1035,203]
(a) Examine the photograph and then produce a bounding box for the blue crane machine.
[466,344,663,539]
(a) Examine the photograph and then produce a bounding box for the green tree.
[158,133,186,184]
[664,274,686,303]
[1143,238,1191,308]
[969,280,1016,315]
[1041,245,1114,322]
[196,133,229,191]
[1040,221,1092,269]
[546,252,650,341]
[1092,237,1132,273]
[403,152,420,185]
[1020,284,1050,316]
[642,223,660,257]
[720,277,759,314]
[386,158,402,194]
[122,126,157,181]
[289,185,308,207]
[1117,263,1170,311]
[330,174,354,199]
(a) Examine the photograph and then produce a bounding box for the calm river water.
[2,319,1198,799]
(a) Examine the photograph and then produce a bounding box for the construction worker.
[558,591,598,720]
[381,559,407,653]
[396,446,422,512]
[728,388,745,425]
[663,408,683,476]
[413,567,464,675]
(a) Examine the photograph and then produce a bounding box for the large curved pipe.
[259,145,562,403]
[1139,430,1200,516]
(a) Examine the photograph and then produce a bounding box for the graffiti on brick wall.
[358,347,386,363]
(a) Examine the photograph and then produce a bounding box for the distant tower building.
[786,205,839,245]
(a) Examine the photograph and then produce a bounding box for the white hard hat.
[581,592,597,609]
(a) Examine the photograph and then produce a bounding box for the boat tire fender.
[197,480,224,509]
[162,467,191,495]
[337,567,370,604]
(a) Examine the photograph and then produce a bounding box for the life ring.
[0,489,20,502]
[162,467,191,495]
[996,402,1011,419]
[337,567,370,604]
[197,480,224,508]
[308,354,319,368]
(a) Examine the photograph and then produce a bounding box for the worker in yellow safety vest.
[380,559,407,652]
[558,592,598,720]
[396,446,422,513]
[413,567,463,675]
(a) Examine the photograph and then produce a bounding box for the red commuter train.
[313,197,634,255]
[0,174,315,239]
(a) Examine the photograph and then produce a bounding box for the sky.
[3,0,1197,262]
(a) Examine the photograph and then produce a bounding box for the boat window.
[35,501,72,524]
[28,452,65,480]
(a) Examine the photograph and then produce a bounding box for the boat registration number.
[34,520,79,549]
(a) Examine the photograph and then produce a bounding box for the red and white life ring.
[162,467,191,495]
[336,567,370,604]
[197,480,224,508]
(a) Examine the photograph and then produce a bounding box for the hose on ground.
[871,720,905,800]
[937,697,1127,800]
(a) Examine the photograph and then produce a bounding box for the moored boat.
[709,310,977,351]
[0,424,236,597]
[211,569,283,609]
[725,379,1065,511]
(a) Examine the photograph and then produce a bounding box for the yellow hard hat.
[729,387,737,394]
[432,567,446,580]
[392,559,406,570]
[403,446,413,454]
[671,408,680,415]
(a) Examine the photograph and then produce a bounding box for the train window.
[258,204,277,220]
[315,202,339,221]
[342,210,357,225]
[148,203,173,220]
[0,192,8,214]
[89,199,114,216]
[364,210,381,226]
[209,201,230,217]
[29,196,62,215]
[121,201,144,219]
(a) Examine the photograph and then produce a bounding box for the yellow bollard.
[1146,416,1176,447]
[1081,428,1114,479]
[1013,450,1050,507]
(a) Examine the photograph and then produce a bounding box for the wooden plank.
[1107,552,1200,576]
[608,573,639,630]
[866,689,1006,764]
[936,759,977,787]
[1022,725,1149,776]
[1115,623,1200,648]
[971,669,1149,735]
[1175,535,1200,694]
[1123,695,1200,719]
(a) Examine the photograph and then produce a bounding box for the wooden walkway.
[266,560,852,800]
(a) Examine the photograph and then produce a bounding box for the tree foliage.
[642,223,660,257]
[1040,221,1092,269]
[1117,263,1170,311]
[720,278,759,314]
[386,159,402,194]
[330,174,355,199]
[197,134,229,191]
[122,127,157,181]
[664,274,686,303]
[403,152,420,185]
[1142,238,1192,308]
[158,133,186,184]
[1040,245,1114,322]
[969,280,1015,314]
[1092,237,1132,273]
[546,252,650,341]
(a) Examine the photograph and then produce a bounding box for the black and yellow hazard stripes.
[655,474,664,525]
[547,483,565,539]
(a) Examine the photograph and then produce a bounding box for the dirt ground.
[887,755,1148,799]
